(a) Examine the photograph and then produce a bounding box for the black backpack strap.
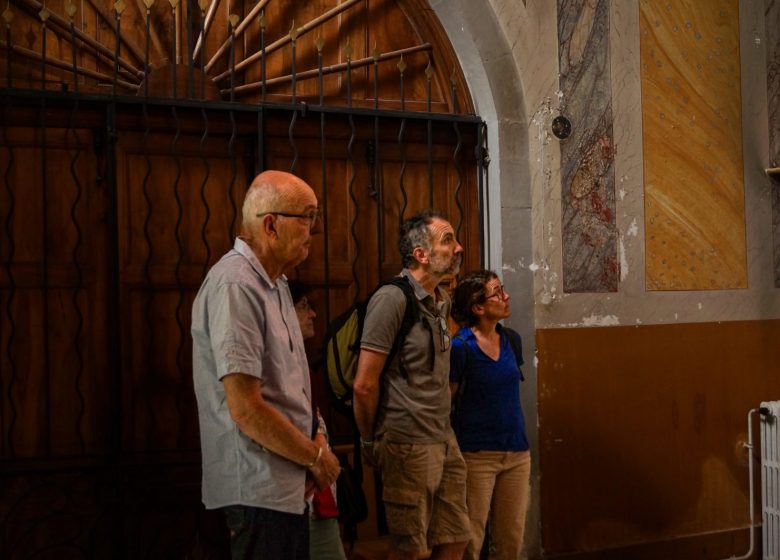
[383,276,419,375]
[450,332,470,433]
[502,326,525,381]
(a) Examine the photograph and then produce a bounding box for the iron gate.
[0,2,488,557]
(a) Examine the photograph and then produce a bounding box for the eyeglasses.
[256,208,322,228]
[485,284,507,300]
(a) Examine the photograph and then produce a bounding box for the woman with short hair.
[449,270,531,560]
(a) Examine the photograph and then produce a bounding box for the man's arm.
[352,348,388,448]
[223,372,340,489]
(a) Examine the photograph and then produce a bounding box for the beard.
[430,251,462,277]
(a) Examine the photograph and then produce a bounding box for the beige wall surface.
[434,0,779,558]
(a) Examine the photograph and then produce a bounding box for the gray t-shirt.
[191,237,312,513]
[360,269,454,443]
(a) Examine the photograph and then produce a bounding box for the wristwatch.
[360,437,374,449]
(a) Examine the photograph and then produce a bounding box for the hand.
[309,446,340,489]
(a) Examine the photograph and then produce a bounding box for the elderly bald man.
[192,170,340,560]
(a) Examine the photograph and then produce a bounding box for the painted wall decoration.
[558,0,619,293]
[641,0,747,290]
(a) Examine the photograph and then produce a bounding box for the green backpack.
[322,276,418,415]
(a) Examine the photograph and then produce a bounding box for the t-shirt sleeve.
[209,282,265,380]
[360,285,407,354]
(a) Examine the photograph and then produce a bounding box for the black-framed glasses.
[256,208,322,228]
[485,284,507,300]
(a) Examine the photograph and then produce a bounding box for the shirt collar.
[234,237,287,290]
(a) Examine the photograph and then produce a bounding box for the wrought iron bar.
[476,121,488,267]
[68,5,78,92]
[199,1,206,100]
[15,0,144,80]
[397,55,408,223]
[171,100,187,448]
[38,18,52,453]
[450,70,458,114]
[198,106,212,278]
[66,95,86,454]
[171,0,178,98]
[0,39,140,92]
[84,0,144,65]
[426,60,433,207]
[145,1,151,98]
[192,0,219,61]
[452,121,464,242]
[104,102,123,465]
[228,14,237,102]
[4,6,13,88]
[210,0,362,81]
[203,0,270,75]
[316,36,331,322]
[372,46,384,278]
[260,11,266,103]
[112,3,123,96]
[348,114,360,298]
[39,6,47,89]
[290,22,297,104]
[1,91,17,457]
[226,108,239,247]
[225,43,432,97]
[141,72,156,451]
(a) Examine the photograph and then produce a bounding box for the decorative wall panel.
[641,0,747,290]
[558,0,618,293]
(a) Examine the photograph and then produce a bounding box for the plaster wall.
[431,0,778,558]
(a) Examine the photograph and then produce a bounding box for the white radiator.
[762,401,780,560]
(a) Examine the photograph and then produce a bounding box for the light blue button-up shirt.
[191,238,312,513]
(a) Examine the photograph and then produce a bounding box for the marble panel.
[641,0,747,290]
[558,0,619,293]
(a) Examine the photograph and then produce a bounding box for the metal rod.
[0,39,139,91]
[260,12,266,103]
[211,0,363,81]
[223,43,431,97]
[192,0,220,61]
[16,0,144,80]
[203,0,270,74]
[112,9,122,96]
[84,0,144,65]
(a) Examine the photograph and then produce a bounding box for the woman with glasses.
[289,281,347,560]
[449,270,531,560]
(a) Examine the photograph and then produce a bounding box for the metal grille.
[0,2,488,557]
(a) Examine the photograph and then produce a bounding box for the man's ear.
[412,246,428,265]
[262,215,278,239]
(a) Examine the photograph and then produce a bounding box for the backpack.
[322,276,418,416]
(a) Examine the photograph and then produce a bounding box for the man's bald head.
[242,170,316,238]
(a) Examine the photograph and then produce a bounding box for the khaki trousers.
[462,450,531,560]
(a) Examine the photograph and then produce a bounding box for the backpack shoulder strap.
[503,326,525,381]
[375,276,419,373]
[451,331,470,431]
